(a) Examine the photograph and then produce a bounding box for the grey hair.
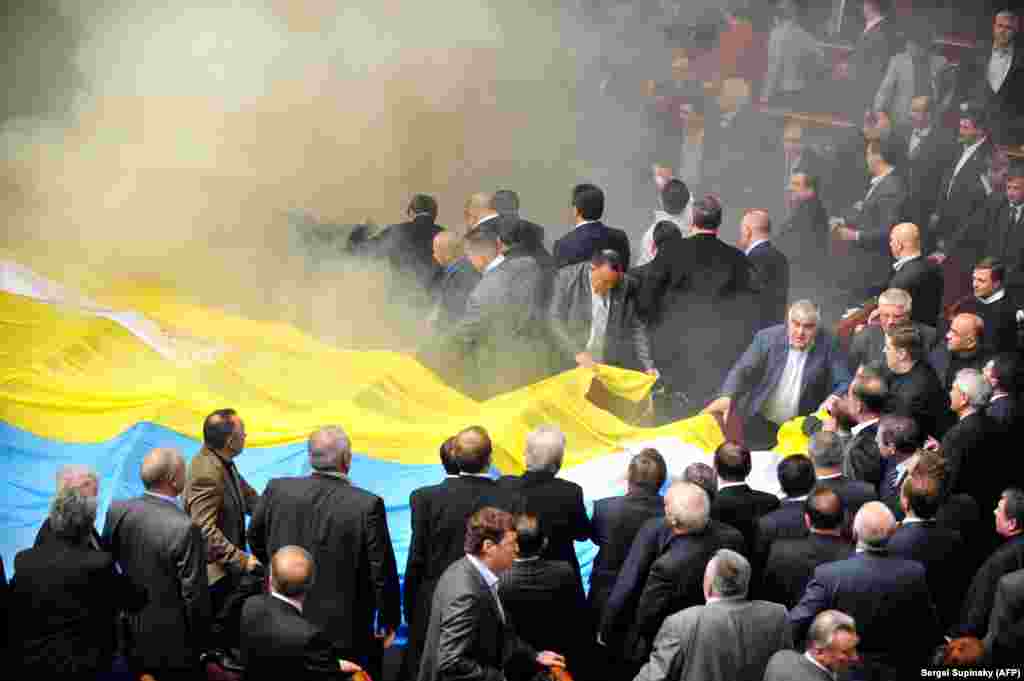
[807,610,857,650]
[271,545,316,598]
[954,368,993,409]
[853,501,896,551]
[309,426,352,473]
[140,447,184,490]
[808,431,844,468]
[707,548,751,598]
[55,464,98,492]
[665,481,710,533]
[48,486,98,543]
[878,288,913,312]
[996,9,1018,20]
[524,425,566,473]
[788,300,820,325]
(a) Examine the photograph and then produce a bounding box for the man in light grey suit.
[448,227,549,399]
[416,507,565,681]
[761,0,826,107]
[763,610,861,681]
[874,27,953,132]
[633,549,791,681]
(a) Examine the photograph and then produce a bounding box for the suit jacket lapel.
[799,334,826,397]
[763,332,790,395]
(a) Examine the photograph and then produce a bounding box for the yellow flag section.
[0,283,728,474]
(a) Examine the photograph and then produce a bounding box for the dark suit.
[888,256,945,326]
[842,422,883,488]
[548,262,653,372]
[934,139,994,256]
[763,649,837,681]
[747,240,790,331]
[902,127,959,231]
[955,294,1022,355]
[239,594,348,681]
[376,215,444,301]
[844,172,908,297]
[979,196,1024,289]
[758,533,853,609]
[987,568,1024,666]
[957,42,1024,146]
[988,394,1018,430]
[588,491,664,626]
[846,17,901,116]
[888,520,968,632]
[816,474,878,520]
[102,493,211,675]
[878,458,912,521]
[247,473,401,674]
[417,556,536,681]
[942,411,996,507]
[430,258,481,331]
[928,345,990,392]
[846,322,939,374]
[959,534,1024,639]
[753,499,809,570]
[711,484,781,557]
[9,537,147,677]
[638,233,759,406]
[553,220,631,268]
[886,360,951,438]
[496,471,591,583]
[34,515,103,551]
[789,551,942,676]
[774,195,832,302]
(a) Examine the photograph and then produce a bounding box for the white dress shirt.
[979,288,1006,304]
[989,46,1014,93]
[761,347,810,424]
[271,590,304,613]
[466,553,505,622]
[893,254,918,271]
[483,254,505,275]
[586,289,610,360]
[908,127,931,156]
[949,137,988,197]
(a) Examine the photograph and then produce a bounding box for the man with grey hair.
[764,610,860,680]
[103,447,210,680]
[810,430,878,521]
[34,463,102,549]
[633,548,791,681]
[957,9,1024,146]
[705,300,851,450]
[498,425,591,588]
[240,546,364,679]
[847,287,939,372]
[940,367,998,509]
[248,425,400,681]
[789,502,941,677]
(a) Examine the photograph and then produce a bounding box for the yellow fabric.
[772,408,829,457]
[0,286,726,471]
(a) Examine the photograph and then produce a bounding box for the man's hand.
[821,416,839,433]
[819,394,842,415]
[339,659,364,674]
[536,651,566,668]
[575,352,596,369]
[834,226,859,242]
[924,435,941,452]
[702,396,732,425]
[376,628,396,649]
[645,367,659,378]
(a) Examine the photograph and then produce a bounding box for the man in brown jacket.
[184,408,261,653]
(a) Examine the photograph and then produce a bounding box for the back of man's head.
[714,441,751,482]
[48,486,99,544]
[140,447,185,492]
[524,425,566,473]
[805,487,845,531]
[439,436,459,475]
[778,455,817,498]
[665,481,710,534]
[809,431,844,470]
[853,501,897,549]
[652,220,683,249]
[493,189,520,217]
[691,195,723,231]
[271,546,316,599]
[902,474,941,519]
[628,448,668,493]
[408,193,439,221]
[851,375,888,415]
[661,179,690,216]
[879,415,923,456]
[309,426,352,474]
[682,461,719,502]
[705,548,751,599]
[514,513,545,558]
[572,183,605,221]
[454,426,492,474]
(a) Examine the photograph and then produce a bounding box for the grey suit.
[633,598,792,681]
[549,262,652,372]
[847,322,939,373]
[762,650,834,681]
[417,556,535,681]
[844,173,907,297]
[761,19,825,101]
[874,52,951,130]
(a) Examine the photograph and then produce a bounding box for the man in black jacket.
[248,426,401,681]
[711,442,780,555]
[846,288,940,373]
[739,208,790,332]
[942,369,1001,513]
[900,96,960,230]
[876,414,925,519]
[882,322,951,438]
[493,189,551,264]
[754,455,817,568]
[103,447,211,681]
[956,10,1024,146]
[427,231,479,333]
[553,184,631,268]
[886,222,944,326]
[956,258,1023,355]
[810,431,878,522]
[240,546,363,680]
[34,463,103,550]
[929,312,991,391]
[978,166,1024,285]
[376,193,444,307]
[840,372,887,488]
[985,353,1019,429]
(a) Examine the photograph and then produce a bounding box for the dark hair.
[496,215,525,248]
[515,513,545,557]
[661,179,691,216]
[851,376,889,414]
[692,195,723,230]
[902,474,941,519]
[778,455,817,498]
[1008,161,1024,180]
[591,249,625,273]
[464,506,516,555]
[805,486,845,530]
[652,220,683,248]
[879,414,923,455]
[493,189,520,216]
[408,194,438,221]
[572,183,605,221]
[440,436,459,475]
[1002,488,1024,528]
[714,441,752,482]
[682,461,718,502]
[629,448,668,492]
[203,408,239,450]
[887,323,925,361]
[988,353,1019,394]
[975,257,1006,286]
[454,426,493,474]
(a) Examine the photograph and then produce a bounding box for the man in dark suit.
[10,485,146,678]
[882,323,951,438]
[553,183,631,267]
[899,96,960,231]
[888,472,968,631]
[375,193,444,306]
[240,546,364,680]
[402,426,521,679]
[985,353,1019,429]
[764,610,861,681]
[887,222,944,326]
[639,195,760,415]
[956,10,1024,146]
[956,258,1023,354]
[846,288,940,372]
[979,165,1024,286]
[774,173,833,304]
[497,426,592,588]
[34,463,103,550]
[498,514,589,679]
[839,371,887,487]
[103,447,211,681]
[493,189,550,264]
[739,209,790,332]
[417,507,565,681]
[427,231,480,332]
[986,567,1024,665]
[759,487,854,608]
[548,249,656,374]
[754,454,817,568]
[876,414,925,519]
[248,425,401,680]
[708,442,781,556]
[705,300,852,450]
[958,488,1024,639]
[789,502,943,677]
[844,0,901,118]
[810,431,879,522]
[588,449,667,628]
[930,313,991,391]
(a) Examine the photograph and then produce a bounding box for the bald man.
[887,222,944,325]
[464,192,500,236]
[240,546,363,680]
[789,502,942,677]
[929,312,990,391]
[427,231,480,332]
[739,209,790,330]
[103,448,211,680]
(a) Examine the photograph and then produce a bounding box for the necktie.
[886,465,903,494]
[490,583,506,623]
[1013,204,1023,226]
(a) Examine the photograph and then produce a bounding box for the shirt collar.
[475,214,499,227]
[483,254,506,275]
[313,470,350,483]
[576,219,598,229]
[864,15,885,33]
[851,417,879,436]
[514,556,542,563]
[962,137,987,155]
[706,595,745,605]
[993,44,1014,57]
[911,126,931,138]
[270,590,304,613]
[144,490,181,507]
[718,480,748,491]
[459,472,494,479]
[902,515,929,524]
[804,652,835,680]
[816,472,842,480]
[466,553,500,589]
[784,495,809,503]
[744,239,769,256]
[871,167,893,185]
[893,254,919,270]
[979,288,1006,304]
